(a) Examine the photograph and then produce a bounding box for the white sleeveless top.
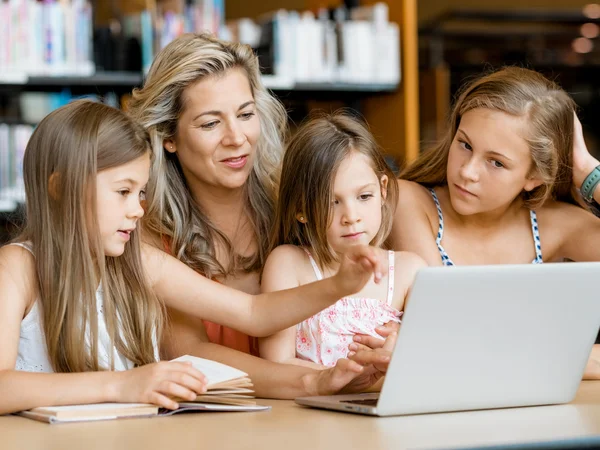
[11,242,159,373]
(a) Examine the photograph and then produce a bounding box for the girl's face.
[164,68,261,195]
[326,151,388,255]
[96,154,150,257]
[446,108,542,216]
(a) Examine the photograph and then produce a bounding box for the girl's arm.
[391,180,445,265]
[258,245,327,370]
[143,243,388,338]
[0,245,207,414]
[163,337,395,398]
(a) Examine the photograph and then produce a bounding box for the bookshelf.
[0,0,418,243]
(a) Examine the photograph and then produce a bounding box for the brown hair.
[18,100,162,373]
[270,112,398,269]
[401,66,585,209]
[128,33,287,278]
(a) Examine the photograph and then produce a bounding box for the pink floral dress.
[296,249,402,367]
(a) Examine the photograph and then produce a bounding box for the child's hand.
[572,112,600,189]
[112,361,208,410]
[308,331,397,396]
[349,320,400,353]
[347,330,397,375]
[332,245,388,297]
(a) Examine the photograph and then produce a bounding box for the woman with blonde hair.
[128,33,393,397]
[389,66,600,378]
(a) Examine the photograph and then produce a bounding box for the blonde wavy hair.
[401,67,586,209]
[18,100,162,373]
[129,33,288,278]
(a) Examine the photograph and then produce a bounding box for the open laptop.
[295,262,600,416]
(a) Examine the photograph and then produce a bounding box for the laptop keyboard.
[341,398,379,407]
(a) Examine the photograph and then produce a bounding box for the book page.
[33,403,152,413]
[171,355,249,388]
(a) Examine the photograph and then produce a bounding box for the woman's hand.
[332,246,388,297]
[111,361,208,410]
[572,112,600,190]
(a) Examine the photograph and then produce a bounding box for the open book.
[18,355,269,424]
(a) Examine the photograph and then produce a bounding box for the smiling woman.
[128,33,287,358]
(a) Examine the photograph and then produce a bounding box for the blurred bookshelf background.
[2,0,600,242]
[0,0,416,245]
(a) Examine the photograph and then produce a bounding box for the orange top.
[202,321,259,356]
[163,237,259,356]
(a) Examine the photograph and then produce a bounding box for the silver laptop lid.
[377,263,600,416]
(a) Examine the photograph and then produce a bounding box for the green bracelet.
[580,165,600,202]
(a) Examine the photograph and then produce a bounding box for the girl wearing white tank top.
[0,101,396,415]
[259,114,426,369]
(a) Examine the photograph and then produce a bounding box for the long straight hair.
[270,112,398,269]
[129,33,288,278]
[401,67,585,209]
[18,100,162,373]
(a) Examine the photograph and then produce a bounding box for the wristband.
[581,165,600,202]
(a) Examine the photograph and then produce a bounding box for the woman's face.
[165,68,261,194]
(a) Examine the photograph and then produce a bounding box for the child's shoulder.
[266,244,308,261]
[392,250,427,274]
[395,180,439,217]
[0,243,36,274]
[0,243,38,307]
[537,199,598,231]
[397,179,435,203]
[262,245,317,286]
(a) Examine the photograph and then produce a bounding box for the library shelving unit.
[0,0,419,243]
[302,0,418,166]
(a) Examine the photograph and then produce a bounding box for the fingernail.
[349,343,357,351]
[348,351,355,357]
[376,272,382,279]
[353,336,362,343]
[382,356,390,362]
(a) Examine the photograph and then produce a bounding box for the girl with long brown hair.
[0,101,396,415]
[259,113,425,369]
[392,66,600,378]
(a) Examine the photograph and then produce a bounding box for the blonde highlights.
[129,33,287,278]
[401,67,585,209]
[19,100,162,373]
[270,112,398,269]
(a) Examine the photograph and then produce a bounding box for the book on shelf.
[237,2,400,89]
[17,355,269,424]
[0,0,94,80]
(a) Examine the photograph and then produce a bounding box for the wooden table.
[2,381,600,450]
